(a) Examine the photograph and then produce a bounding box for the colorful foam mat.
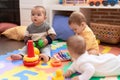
[0,40,120,80]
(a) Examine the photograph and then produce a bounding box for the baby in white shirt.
[64,35,120,80]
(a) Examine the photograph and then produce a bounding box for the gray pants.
[19,45,51,57]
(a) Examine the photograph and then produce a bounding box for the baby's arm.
[76,63,95,80]
[64,69,73,78]
[83,27,99,55]
[43,27,56,46]
[24,30,32,44]
[45,34,56,44]
[24,36,32,44]
[64,62,76,78]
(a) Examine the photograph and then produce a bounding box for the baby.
[11,6,56,63]
[68,11,99,55]
[64,35,120,80]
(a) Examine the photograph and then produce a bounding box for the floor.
[0,35,119,80]
[0,35,24,55]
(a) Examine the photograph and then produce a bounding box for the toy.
[88,0,103,6]
[59,0,63,4]
[34,47,40,55]
[52,69,65,80]
[33,42,36,47]
[88,0,118,6]
[51,60,62,67]
[23,40,40,67]
[33,39,44,48]
[53,51,71,62]
[102,0,118,6]
[38,39,44,48]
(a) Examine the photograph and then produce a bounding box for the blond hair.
[69,12,86,26]
[67,35,86,55]
[32,6,46,16]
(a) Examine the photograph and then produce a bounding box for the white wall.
[20,0,44,8]
[43,0,58,5]
[20,0,60,26]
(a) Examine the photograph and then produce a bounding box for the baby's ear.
[81,22,86,26]
[44,16,47,20]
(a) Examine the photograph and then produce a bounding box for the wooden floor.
[0,36,24,55]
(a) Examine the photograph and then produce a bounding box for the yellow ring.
[23,55,39,62]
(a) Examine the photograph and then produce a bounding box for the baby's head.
[67,35,86,59]
[68,12,87,35]
[69,11,86,25]
[31,6,46,26]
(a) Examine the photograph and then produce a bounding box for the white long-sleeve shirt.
[68,51,120,80]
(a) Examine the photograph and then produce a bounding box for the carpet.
[0,40,120,80]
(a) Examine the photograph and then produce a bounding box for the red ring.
[51,60,62,67]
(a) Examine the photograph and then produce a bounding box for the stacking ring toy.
[23,40,40,67]
[23,60,40,67]
[34,47,40,55]
[23,55,39,62]
[51,60,62,67]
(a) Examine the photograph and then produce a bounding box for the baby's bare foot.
[11,54,23,60]
[39,54,50,63]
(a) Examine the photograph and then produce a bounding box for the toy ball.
[34,47,40,55]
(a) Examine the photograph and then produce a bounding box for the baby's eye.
[32,13,35,16]
[37,14,41,16]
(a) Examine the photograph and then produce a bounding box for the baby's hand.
[43,38,48,46]
[71,76,79,80]
[64,70,73,78]
[37,38,48,48]
[88,49,99,55]
[40,37,48,46]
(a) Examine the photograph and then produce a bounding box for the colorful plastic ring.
[51,60,62,67]
[23,55,39,62]
[23,60,40,67]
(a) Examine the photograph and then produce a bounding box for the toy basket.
[90,22,120,44]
